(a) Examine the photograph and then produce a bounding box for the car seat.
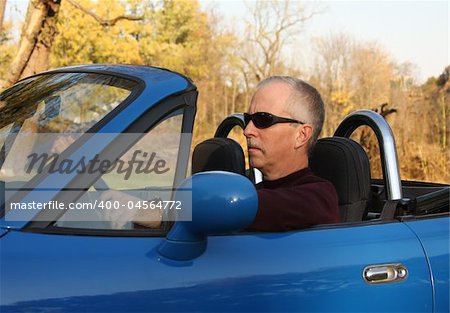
[192,138,246,175]
[309,137,372,222]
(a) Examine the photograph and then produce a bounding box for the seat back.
[192,138,246,175]
[310,137,372,222]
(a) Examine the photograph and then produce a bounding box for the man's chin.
[249,156,263,169]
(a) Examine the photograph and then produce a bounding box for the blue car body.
[0,65,448,312]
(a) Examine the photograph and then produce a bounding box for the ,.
[0,65,449,313]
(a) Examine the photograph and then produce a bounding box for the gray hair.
[256,76,325,153]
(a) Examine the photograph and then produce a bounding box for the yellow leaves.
[331,90,350,106]
[330,90,355,115]
[50,0,143,67]
[0,22,18,82]
[49,0,224,81]
[0,44,16,81]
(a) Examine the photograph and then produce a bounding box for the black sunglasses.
[244,112,305,129]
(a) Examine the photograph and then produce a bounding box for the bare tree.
[239,0,317,89]
[313,33,354,105]
[350,42,393,107]
[310,33,355,136]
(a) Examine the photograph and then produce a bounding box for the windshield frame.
[1,66,196,234]
[1,69,144,223]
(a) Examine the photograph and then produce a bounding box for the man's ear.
[294,125,313,149]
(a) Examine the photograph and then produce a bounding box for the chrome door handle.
[363,263,408,284]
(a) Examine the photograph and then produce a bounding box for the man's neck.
[263,159,308,181]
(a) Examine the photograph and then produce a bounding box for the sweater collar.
[259,167,312,189]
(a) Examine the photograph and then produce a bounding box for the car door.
[403,215,450,313]
[1,218,432,313]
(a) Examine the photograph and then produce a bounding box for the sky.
[202,0,449,82]
[311,1,447,80]
[5,0,449,83]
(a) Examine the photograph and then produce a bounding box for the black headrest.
[310,137,371,222]
[192,138,246,175]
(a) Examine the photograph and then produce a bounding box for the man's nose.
[243,120,257,138]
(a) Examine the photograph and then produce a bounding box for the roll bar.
[214,110,403,200]
[334,110,402,200]
[214,114,245,138]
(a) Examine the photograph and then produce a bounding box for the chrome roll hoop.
[334,110,402,200]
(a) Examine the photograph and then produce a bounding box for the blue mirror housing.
[158,171,258,261]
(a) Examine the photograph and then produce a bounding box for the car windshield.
[0,72,190,231]
[0,72,137,181]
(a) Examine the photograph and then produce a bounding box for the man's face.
[243,81,301,178]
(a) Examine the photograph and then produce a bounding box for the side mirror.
[158,171,258,261]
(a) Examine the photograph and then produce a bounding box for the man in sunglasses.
[244,76,339,231]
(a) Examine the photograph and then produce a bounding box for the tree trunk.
[0,0,6,35]
[231,79,237,114]
[1,0,61,90]
[224,84,228,117]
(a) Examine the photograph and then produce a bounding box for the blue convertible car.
[0,65,449,312]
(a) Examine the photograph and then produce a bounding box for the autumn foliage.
[0,0,448,183]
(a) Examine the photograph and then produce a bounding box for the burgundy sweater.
[247,168,340,232]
